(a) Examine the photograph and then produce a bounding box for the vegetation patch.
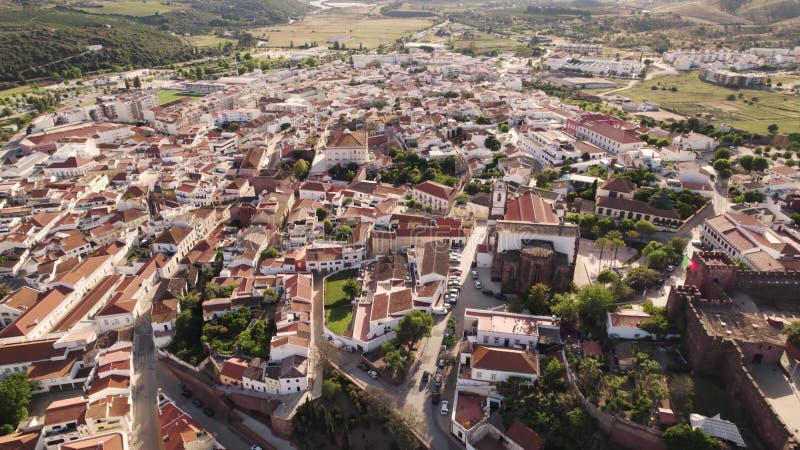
[620,72,800,134]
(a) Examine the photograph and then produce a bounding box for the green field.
[188,35,238,48]
[75,1,177,16]
[252,9,434,49]
[157,90,200,105]
[452,31,527,54]
[620,72,800,134]
[324,269,357,336]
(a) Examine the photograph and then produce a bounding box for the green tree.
[783,321,800,348]
[525,283,551,315]
[752,156,770,172]
[713,159,732,178]
[739,154,754,172]
[634,220,656,238]
[0,373,34,432]
[713,148,731,161]
[294,159,309,179]
[484,134,501,151]
[322,378,342,400]
[316,207,328,221]
[624,267,660,290]
[395,310,434,344]
[535,169,560,189]
[342,279,360,300]
[663,424,722,450]
[596,269,617,284]
[767,123,779,134]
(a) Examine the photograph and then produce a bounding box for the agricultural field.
[251,8,435,49]
[74,0,177,17]
[619,72,800,134]
[187,35,238,48]
[451,30,527,55]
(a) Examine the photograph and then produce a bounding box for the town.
[0,18,799,450]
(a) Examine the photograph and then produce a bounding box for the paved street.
[156,368,255,450]
[130,310,159,450]
[330,223,503,449]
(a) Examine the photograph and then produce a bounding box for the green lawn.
[620,71,800,134]
[157,90,199,105]
[324,269,358,335]
[324,269,358,306]
[75,1,177,17]
[325,306,353,335]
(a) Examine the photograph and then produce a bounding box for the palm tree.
[606,231,626,268]
[595,236,610,270]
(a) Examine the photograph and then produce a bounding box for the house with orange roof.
[411,180,456,214]
[322,128,372,168]
[157,391,220,450]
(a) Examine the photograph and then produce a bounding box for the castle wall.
[677,295,798,450]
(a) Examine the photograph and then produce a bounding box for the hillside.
[0,0,311,84]
[650,0,800,24]
[0,7,201,83]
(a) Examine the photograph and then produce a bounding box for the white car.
[322,333,332,341]
[440,400,449,415]
[367,370,380,379]
[474,280,482,289]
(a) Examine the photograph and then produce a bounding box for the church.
[484,181,580,294]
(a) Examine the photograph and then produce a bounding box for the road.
[156,368,254,450]
[130,310,159,450]
[330,223,501,450]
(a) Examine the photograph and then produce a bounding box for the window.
[490,373,496,381]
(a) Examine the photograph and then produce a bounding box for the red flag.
[688,259,699,271]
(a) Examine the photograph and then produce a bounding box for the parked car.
[471,261,477,268]
[181,390,192,398]
[431,390,441,404]
[494,292,505,300]
[471,270,478,279]
[344,345,356,352]
[440,400,450,415]
[482,288,493,296]
[250,446,264,450]
[434,373,443,388]
[422,371,431,382]
[322,333,333,341]
[357,362,369,371]
[367,370,380,380]
[192,399,204,408]
[691,240,703,248]
[474,280,482,289]
[202,407,215,417]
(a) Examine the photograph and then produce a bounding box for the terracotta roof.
[0,285,74,339]
[0,338,61,366]
[88,374,130,396]
[279,354,308,378]
[154,226,193,245]
[596,197,680,220]
[600,177,636,194]
[0,432,38,450]
[326,129,367,148]
[44,396,89,425]
[471,345,539,375]
[0,287,39,312]
[60,432,125,450]
[506,421,544,450]
[504,193,558,224]
[413,180,455,200]
[220,357,249,382]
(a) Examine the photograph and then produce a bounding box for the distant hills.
[0,0,311,84]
